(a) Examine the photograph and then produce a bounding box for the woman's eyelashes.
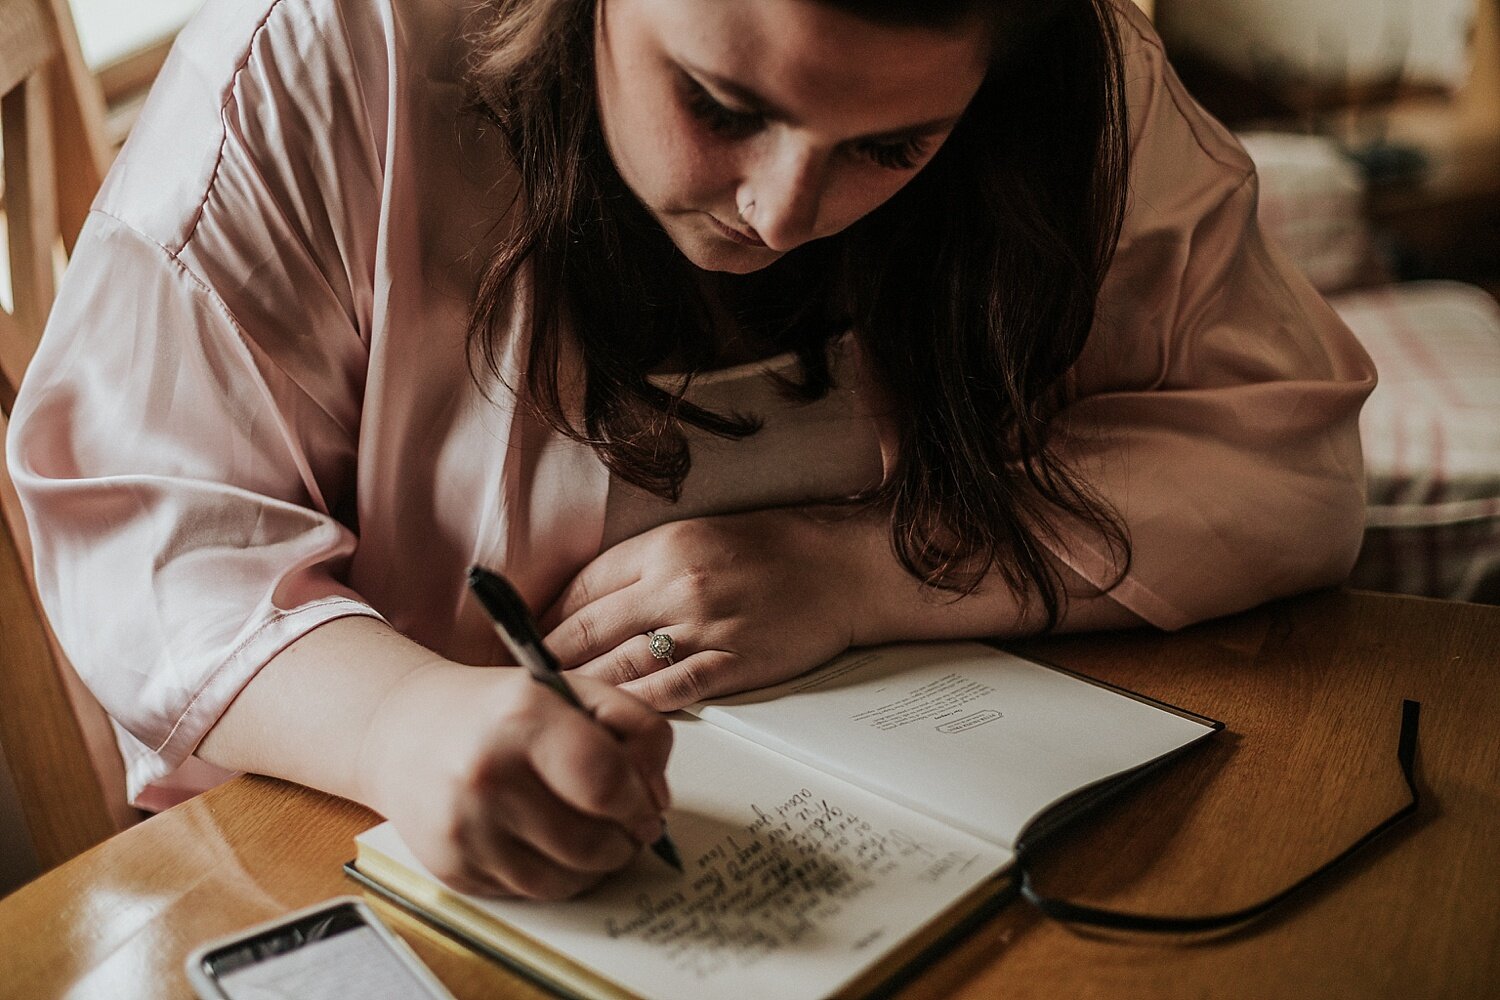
[682,78,762,138]
[854,136,929,171]
[680,76,931,172]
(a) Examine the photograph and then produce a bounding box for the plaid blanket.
[1332,282,1500,603]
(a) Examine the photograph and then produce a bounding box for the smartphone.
[185,896,456,1000]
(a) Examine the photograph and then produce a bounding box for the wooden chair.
[0,0,137,876]
[39,0,112,252]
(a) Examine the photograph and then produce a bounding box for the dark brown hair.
[467,0,1131,629]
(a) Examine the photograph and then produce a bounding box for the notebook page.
[689,641,1215,848]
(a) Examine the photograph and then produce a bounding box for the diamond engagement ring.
[646,630,676,666]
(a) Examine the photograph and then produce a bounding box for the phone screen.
[200,902,440,999]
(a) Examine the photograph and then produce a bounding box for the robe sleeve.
[1042,3,1377,629]
[5,0,391,803]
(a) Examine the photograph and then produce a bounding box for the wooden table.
[3,589,1497,999]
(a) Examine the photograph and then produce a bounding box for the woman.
[8,0,1373,899]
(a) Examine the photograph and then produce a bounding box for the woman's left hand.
[540,508,875,711]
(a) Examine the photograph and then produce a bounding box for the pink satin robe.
[6,0,1375,806]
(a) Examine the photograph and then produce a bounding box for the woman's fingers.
[538,533,650,632]
[573,676,675,810]
[569,631,693,685]
[457,680,672,899]
[525,685,665,843]
[429,849,510,899]
[618,650,741,712]
[466,821,610,901]
[482,765,641,875]
[544,583,659,668]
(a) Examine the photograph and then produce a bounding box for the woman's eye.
[856,138,930,172]
[683,81,763,139]
[678,73,930,171]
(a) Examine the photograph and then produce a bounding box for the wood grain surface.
[1,588,1495,1000]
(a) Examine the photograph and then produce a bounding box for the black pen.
[466,565,683,872]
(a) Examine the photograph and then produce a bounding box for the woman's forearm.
[831,506,1146,646]
[194,615,451,806]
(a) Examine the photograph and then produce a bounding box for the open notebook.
[349,641,1219,1000]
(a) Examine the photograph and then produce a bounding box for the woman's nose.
[740,141,827,252]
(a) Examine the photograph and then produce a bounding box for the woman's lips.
[707,214,767,248]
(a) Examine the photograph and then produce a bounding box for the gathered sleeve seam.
[89,206,360,443]
[179,0,290,251]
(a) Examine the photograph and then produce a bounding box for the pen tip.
[652,833,683,873]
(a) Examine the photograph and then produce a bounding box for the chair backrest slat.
[0,449,116,870]
[2,75,58,384]
[0,0,132,879]
[0,0,57,97]
[44,0,110,253]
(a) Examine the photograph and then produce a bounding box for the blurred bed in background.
[1157,0,1500,604]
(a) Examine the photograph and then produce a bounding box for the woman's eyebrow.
[681,62,964,141]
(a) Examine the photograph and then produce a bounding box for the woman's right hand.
[360,662,673,900]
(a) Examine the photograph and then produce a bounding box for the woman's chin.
[691,253,781,275]
[682,242,784,275]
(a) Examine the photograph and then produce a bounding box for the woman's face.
[595,0,990,274]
